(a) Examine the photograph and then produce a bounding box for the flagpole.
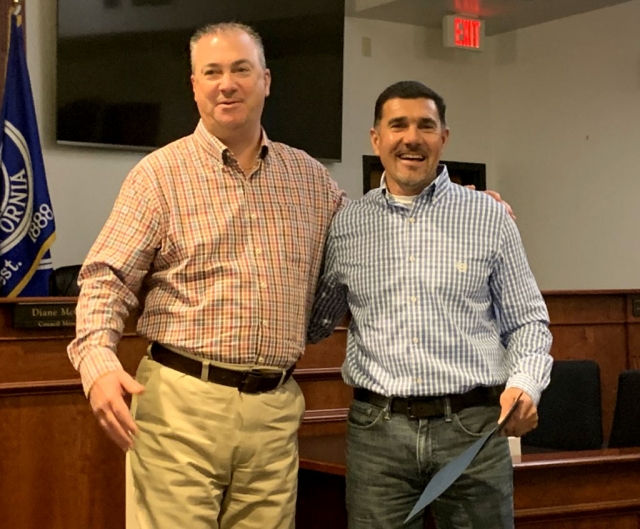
[12,0,23,27]
[6,0,22,66]
[3,0,20,101]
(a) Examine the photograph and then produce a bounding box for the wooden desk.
[3,290,640,528]
[0,298,148,529]
[297,433,640,528]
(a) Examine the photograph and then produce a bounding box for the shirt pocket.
[433,253,491,299]
[274,204,314,266]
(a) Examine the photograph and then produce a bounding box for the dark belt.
[353,385,504,419]
[150,343,295,394]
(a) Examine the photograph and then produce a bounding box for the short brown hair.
[374,81,447,127]
[190,22,266,72]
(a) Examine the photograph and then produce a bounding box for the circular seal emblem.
[0,120,34,255]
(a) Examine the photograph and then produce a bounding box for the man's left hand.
[466,186,516,220]
[497,387,537,437]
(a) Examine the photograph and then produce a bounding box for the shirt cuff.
[77,350,124,397]
[505,374,542,405]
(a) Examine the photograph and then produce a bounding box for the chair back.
[522,359,603,451]
[609,370,640,448]
[49,265,82,296]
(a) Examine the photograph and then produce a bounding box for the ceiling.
[346,0,635,35]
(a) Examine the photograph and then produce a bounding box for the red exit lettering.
[454,17,481,49]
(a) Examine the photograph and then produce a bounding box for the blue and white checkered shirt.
[308,166,552,404]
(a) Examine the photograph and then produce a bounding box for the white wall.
[490,0,640,289]
[26,2,493,266]
[28,0,146,267]
[26,0,640,289]
[330,17,494,200]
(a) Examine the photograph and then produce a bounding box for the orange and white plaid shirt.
[68,121,345,394]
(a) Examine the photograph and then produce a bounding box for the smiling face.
[370,97,449,196]
[190,29,271,139]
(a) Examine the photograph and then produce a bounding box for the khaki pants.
[127,356,305,529]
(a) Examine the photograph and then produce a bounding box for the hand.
[89,369,145,451]
[465,185,516,220]
[497,387,538,437]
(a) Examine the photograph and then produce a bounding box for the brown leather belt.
[150,343,295,394]
[353,385,504,419]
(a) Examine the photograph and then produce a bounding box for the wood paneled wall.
[545,291,640,439]
[0,290,639,528]
[0,299,143,529]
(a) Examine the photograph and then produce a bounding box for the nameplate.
[13,302,77,328]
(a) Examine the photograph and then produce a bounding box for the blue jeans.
[345,398,514,529]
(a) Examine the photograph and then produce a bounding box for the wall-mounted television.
[56,0,344,162]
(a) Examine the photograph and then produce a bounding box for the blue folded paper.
[404,392,522,524]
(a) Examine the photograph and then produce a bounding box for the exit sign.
[443,15,485,51]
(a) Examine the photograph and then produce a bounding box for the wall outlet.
[361,37,372,58]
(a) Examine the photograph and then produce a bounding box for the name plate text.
[13,302,77,328]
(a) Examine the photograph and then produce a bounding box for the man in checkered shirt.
[68,22,344,529]
[308,81,553,529]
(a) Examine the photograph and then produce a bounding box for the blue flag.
[0,12,56,297]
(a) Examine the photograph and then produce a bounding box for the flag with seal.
[1,7,56,297]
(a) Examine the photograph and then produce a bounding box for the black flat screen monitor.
[363,156,487,194]
[56,0,344,161]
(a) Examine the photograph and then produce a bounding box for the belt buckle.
[239,369,266,393]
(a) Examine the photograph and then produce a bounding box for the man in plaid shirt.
[68,22,344,529]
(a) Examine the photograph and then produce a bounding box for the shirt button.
[409,256,416,262]
[262,320,268,326]
[260,282,267,289]
[413,337,419,344]
[257,357,265,364]
[251,213,257,220]
[415,377,422,384]
[411,296,417,303]
[255,248,262,255]
[409,217,415,223]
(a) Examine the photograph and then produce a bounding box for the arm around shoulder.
[307,220,349,344]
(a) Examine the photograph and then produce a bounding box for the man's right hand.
[89,370,145,451]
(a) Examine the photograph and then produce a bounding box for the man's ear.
[441,126,450,147]
[264,68,271,97]
[370,127,380,156]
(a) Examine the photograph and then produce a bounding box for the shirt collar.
[378,164,451,206]
[194,120,270,166]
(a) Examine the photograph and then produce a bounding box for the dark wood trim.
[0,296,78,305]
[299,458,346,476]
[515,449,640,468]
[293,367,343,381]
[0,331,140,342]
[548,321,627,326]
[303,408,348,424]
[0,378,82,396]
[542,289,640,296]
[515,500,640,521]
